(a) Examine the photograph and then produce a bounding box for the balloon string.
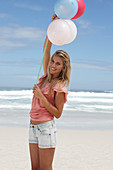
[36,37,49,84]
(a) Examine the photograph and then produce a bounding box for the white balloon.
[65,20,77,43]
[47,19,72,46]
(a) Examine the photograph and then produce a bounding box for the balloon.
[71,0,85,19]
[47,19,72,45]
[65,20,77,43]
[54,0,78,19]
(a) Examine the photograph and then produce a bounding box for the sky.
[0,0,113,91]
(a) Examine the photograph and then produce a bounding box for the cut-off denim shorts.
[29,119,57,148]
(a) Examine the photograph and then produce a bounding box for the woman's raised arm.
[43,14,59,74]
[43,36,52,74]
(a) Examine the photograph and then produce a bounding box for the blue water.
[0,87,113,129]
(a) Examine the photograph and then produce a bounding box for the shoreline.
[0,126,113,170]
[0,109,113,130]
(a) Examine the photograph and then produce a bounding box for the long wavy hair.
[39,50,71,95]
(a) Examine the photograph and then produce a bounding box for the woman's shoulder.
[38,73,47,84]
[39,73,47,80]
[53,81,68,94]
[53,81,68,103]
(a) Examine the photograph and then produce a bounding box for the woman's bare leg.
[39,148,55,170]
[29,143,40,170]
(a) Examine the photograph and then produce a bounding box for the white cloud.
[0,13,10,19]
[76,19,105,35]
[0,58,40,67]
[0,39,26,48]
[72,60,113,71]
[76,19,91,29]
[14,3,46,11]
[16,75,37,79]
[0,26,45,41]
[72,62,105,70]
[0,25,46,50]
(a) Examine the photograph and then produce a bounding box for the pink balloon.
[71,0,85,19]
[47,19,72,46]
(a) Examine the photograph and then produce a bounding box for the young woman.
[29,14,71,170]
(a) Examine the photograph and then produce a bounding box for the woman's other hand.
[33,85,43,100]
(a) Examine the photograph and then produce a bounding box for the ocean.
[0,87,113,130]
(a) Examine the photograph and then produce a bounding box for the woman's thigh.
[29,143,40,169]
[39,148,55,169]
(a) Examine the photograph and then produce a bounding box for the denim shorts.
[29,119,57,148]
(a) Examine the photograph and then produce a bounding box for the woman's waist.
[30,119,55,128]
[30,120,50,125]
[30,108,54,124]
[30,114,54,125]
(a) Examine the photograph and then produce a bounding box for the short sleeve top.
[29,74,68,121]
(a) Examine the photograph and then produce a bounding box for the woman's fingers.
[52,14,57,20]
[33,85,40,93]
[33,84,37,93]
[51,14,59,21]
[33,84,37,89]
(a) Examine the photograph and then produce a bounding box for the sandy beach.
[0,126,113,170]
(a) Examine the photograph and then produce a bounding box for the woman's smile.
[50,67,57,73]
[51,67,56,71]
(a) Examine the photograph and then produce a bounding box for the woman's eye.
[51,60,54,63]
[56,62,60,65]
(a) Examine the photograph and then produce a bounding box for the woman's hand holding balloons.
[51,14,60,21]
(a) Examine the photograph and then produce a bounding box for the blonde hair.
[39,50,71,95]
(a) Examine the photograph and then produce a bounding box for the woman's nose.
[52,62,56,67]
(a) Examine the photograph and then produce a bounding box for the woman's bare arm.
[40,91,65,119]
[43,14,59,74]
[43,36,52,74]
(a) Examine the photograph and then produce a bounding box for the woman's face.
[49,55,64,78]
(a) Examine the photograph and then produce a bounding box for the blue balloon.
[54,0,78,19]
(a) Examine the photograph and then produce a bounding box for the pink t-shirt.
[29,74,68,121]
